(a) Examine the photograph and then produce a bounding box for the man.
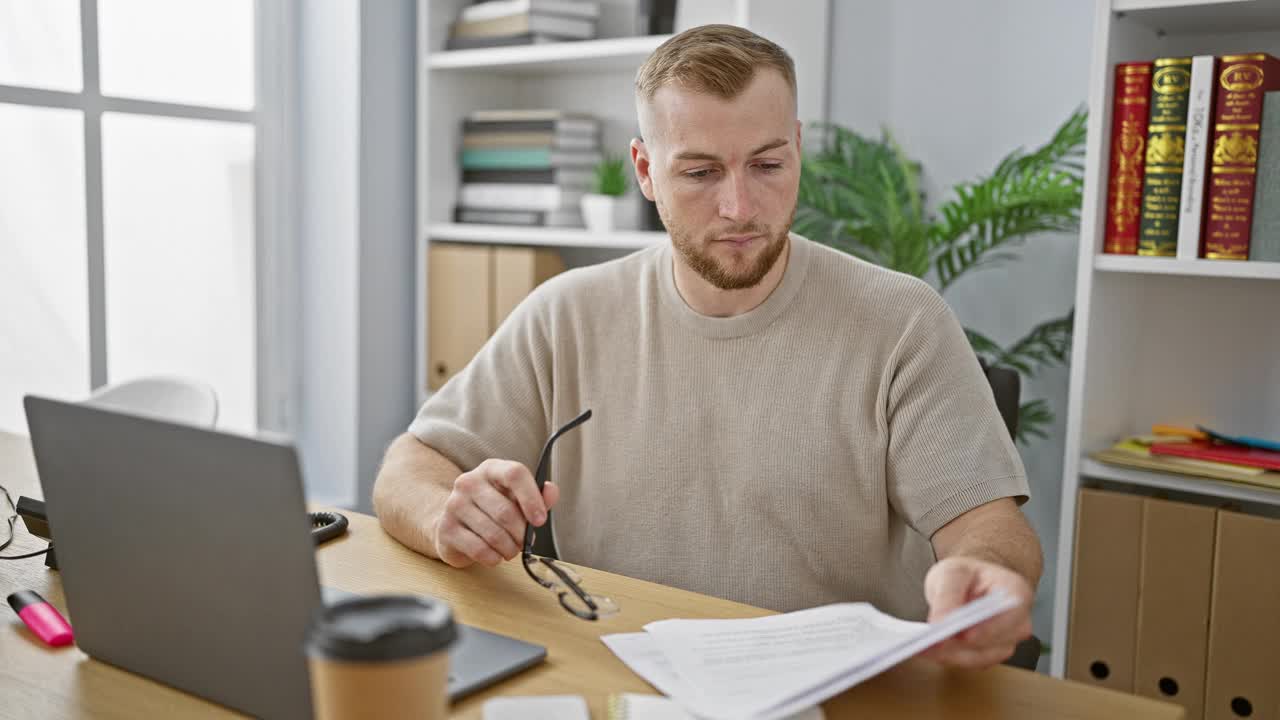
[375,25,1040,669]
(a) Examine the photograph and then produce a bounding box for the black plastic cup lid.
[306,594,456,662]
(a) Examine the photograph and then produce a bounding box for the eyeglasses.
[521,409,618,621]
[1,485,16,553]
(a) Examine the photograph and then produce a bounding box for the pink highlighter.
[8,590,74,647]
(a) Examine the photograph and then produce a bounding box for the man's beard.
[659,199,796,291]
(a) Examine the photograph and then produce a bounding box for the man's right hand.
[432,459,560,568]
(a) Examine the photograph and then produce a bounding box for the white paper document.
[601,634,825,720]
[602,590,1018,720]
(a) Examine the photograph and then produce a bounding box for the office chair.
[19,376,221,570]
[83,376,220,428]
[980,360,1043,672]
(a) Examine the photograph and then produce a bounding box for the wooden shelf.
[427,223,665,250]
[1080,456,1280,506]
[427,35,674,74]
[1094,254,1280,280]
[1111,0,1280,34]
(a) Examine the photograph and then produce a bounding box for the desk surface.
[0,431,1184,720]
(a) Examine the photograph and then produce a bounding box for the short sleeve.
[407,289,556,473]
[884,297,1030,539]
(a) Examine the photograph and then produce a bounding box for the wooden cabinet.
[426,243,563,391]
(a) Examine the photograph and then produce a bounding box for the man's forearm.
[371,433,462,560]
[934,502,1043,589]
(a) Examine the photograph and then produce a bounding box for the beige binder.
[1133,497,1216,720]
[428,243,565,391]
[1066,488,1143,692]
[492,246,564,331]
[1203,509,1280,720]
[427,243,491,391]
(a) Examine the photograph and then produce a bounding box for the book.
[455,207,543,225]
[462,131,599,151]
[1250,90,1280,261]
[1104,61,1153,254]
[1204,53,1280,259]
[462,167,596,186]
[461,147,603,169]
[464,113,600,136]
[454,206,584,227]
[1138,57,1193,256]
[452,12,595,40]
[1177,55,1218,259]
[1197,425,1280,453]
[1150,440,1280,472]
[1106,443,1267,478]
[459,182,584,210]
[444,32,563,50]
[461,0,602,23]
[1152,424,1208,440]
[1091,448,1280,491]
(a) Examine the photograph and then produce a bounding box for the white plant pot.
[580,193,639,232]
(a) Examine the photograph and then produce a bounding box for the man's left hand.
[919,556,1034,669]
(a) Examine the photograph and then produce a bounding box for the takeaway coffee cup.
[306,594,457,720]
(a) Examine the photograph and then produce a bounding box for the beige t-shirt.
[409,234,1029,619]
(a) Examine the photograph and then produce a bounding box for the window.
[0,0,287,435]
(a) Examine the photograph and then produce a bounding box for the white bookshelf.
[1079,457,1280,507]
[427,34,673,73]
[427,222,664,250]
[1049,0,1280,678]
[1111,0,1280,34]
[415,0,832,401]
[1094,254,1280,279]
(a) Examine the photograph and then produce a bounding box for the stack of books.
[1102,53,1280,262]
[1092,424,1280,491]
[446,0,601,50]
[455,109,603,227]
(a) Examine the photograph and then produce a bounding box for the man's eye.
[757,163,783,172]
[686,169,714,179]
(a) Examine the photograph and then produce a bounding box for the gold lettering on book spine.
[1221,62,1264,92]
[1111,120,1145,234]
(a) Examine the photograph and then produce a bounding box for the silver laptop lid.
[24,395,321,720]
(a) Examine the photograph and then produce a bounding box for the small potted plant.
[580,154,639,232]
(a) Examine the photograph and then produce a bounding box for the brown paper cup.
[306,595,456,720]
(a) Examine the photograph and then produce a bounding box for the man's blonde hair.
[634,24,796,107]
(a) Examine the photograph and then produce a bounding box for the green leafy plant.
[592,154,629,197]
[795,108,1088,445]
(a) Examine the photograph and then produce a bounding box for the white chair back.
[84,377,220,428]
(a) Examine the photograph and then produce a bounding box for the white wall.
[826,0,1096,666]
[298,0,360,506]
[356,0,418,513]
[296,0,417,509]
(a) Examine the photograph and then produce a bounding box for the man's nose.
[717,171,758,224]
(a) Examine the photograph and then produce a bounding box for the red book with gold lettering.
[1204,53,1280,259]
[1104,62,1153,254]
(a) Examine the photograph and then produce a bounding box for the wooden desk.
[0,431,1183,719]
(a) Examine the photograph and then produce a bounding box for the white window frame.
[0,0,298,433]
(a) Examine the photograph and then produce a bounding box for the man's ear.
[631,138,656,202]
[794,119,803,156]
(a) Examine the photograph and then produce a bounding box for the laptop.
[23,395,546,720]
